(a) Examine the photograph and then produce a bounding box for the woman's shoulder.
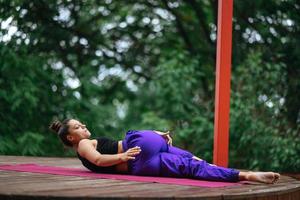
[78,138,97,146]
[77,139,97,155]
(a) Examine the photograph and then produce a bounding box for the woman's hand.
[120,146,141,162]
[154,130,173,146]
[164,131,173,146]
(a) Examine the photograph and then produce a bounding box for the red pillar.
[213,0,234,167]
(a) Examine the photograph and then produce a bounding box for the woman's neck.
[72,143,79,151]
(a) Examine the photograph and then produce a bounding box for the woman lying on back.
[49,118,280,184]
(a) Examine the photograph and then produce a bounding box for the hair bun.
[49,120,62,134]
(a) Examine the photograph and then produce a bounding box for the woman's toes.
[273,173,280,183]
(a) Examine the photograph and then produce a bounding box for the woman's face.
[67,119,91,144]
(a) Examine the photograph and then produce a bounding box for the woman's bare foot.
[240,171,280,184]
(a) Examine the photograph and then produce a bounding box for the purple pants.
[122,130,240,182]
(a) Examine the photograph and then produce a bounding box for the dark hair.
[49,119,73,147]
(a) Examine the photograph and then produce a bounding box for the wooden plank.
[0,156,300,200]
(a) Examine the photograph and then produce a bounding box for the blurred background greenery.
[0,0,299,173]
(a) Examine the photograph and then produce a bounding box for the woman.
[49,118,280,184]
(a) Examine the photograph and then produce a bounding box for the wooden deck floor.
[0,155,299,200]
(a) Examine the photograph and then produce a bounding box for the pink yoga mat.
[0,163,242,188]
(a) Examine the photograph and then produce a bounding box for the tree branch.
[186,0,213,46]
[161,0,195,55]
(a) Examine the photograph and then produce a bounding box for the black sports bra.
[77,136,119,173]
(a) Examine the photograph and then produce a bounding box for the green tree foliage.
[0,0,299,172]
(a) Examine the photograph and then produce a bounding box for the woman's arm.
[78,139,141,167]
[153,130,169,135]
